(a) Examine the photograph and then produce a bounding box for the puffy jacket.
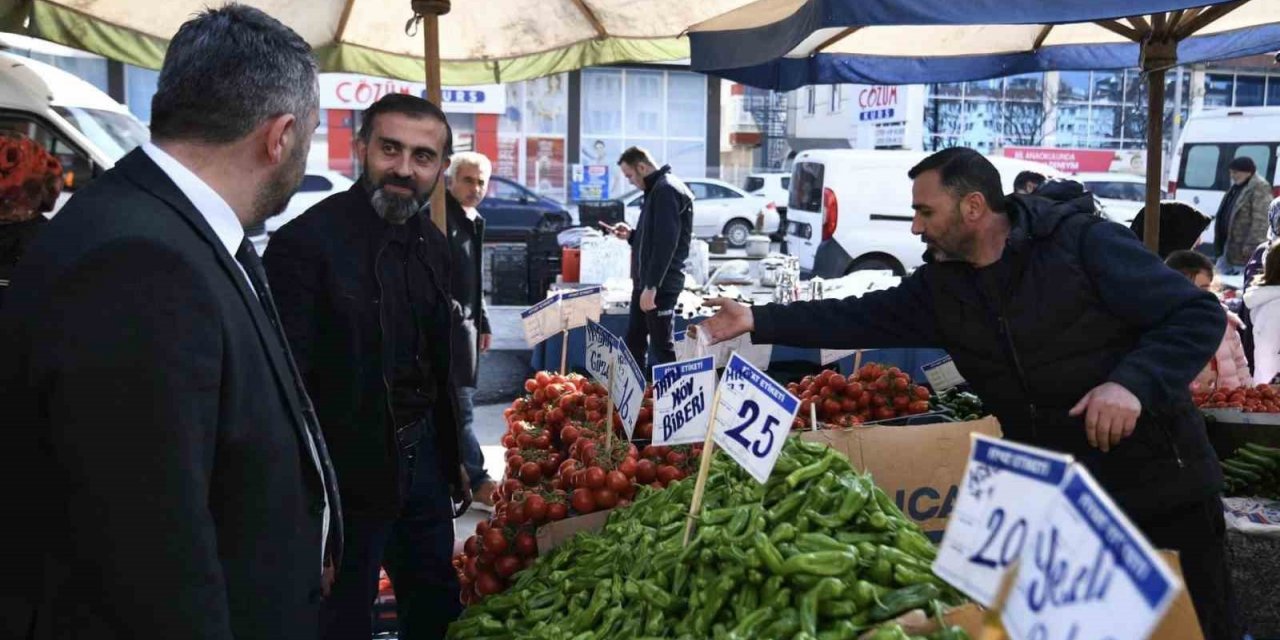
[1245,284,1280,385]
[1191,305,1252,392]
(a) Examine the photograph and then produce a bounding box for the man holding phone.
[600,146,693,368]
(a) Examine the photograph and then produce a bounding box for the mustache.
[378,175,417,193]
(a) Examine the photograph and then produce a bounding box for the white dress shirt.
[142,143,330,567]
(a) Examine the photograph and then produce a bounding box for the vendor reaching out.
[694,147,1236,640]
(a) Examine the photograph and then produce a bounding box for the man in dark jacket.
[697,147,1236,640]
[263,94,465,640]
[0,7,340,638]
[602,146,693,368]
[446,151,496,506]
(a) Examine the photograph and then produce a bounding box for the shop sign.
[318,73,505,114]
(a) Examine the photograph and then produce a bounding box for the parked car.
[0,50,149,214]
[1168,106,1280,248]
[246,171,355,253]
[1074,171,1165,225]
[744,172,791,213]
[784,149,1059,277]
[620,177,780,248]
[478,176,572,242]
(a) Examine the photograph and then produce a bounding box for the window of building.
[494,73,569,200]
[1204,73,1234,107]
[829,85,841,113]
[1236,75,1267,106]
[806,86,816,115]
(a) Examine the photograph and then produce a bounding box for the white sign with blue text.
[933,434,1074,607]
[560,286,603,331]
[1002,467,1181,640]
[652,356,716,446]
[522,294,562,348]
[584,320,644,439]
[712,353,800,484]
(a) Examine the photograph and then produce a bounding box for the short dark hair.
[151,4,317,144]
[618,146,656,168]
[908,147,1006,213]
[1229,156,1257,174]
[357,94,453,157]
[1014,170,1046,191]
[1164,250,1214,278]
[1260,240,1280,287]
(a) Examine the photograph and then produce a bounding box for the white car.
[249,171,355,253]
[1074,171,1164,225]
[621,177,780,248]
[744,172,791,213]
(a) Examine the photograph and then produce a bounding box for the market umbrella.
[0,0,752,229]
[688,0,1280,251]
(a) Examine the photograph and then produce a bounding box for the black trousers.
[1135,496,1239,640]
[624,287,678,373]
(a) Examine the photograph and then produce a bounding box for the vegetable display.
[789,365,935,431]
[1194,383,1280,412]
[1221,443,1280,499]
[448,438,968,640]
[929,389,984,422]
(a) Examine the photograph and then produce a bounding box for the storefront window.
[626,71,664,135]
[1003,102,1044,145]
[1091,72,1122,103]
[1004,74,1043,101]
[491,74,569,199]
[1058,71,1091,102]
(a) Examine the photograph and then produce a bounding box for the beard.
[250,135,309,226]
[364,172,436,225]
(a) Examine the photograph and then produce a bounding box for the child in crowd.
[1165,250,1251,391]
[1244,242,1280,385]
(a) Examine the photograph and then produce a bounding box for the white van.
[784,149,1059,277]
[1168,107,1280,247]
[0,51,149,212]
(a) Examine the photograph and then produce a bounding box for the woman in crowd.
[1244,241,1280,384]
[0,131,63,309]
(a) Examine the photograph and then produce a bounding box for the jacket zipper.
[1158,418,1186,468]
[996,315,1038,439]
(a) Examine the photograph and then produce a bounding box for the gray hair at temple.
[449,152,493,178]
[150,4,317,144]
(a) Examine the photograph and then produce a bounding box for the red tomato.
[657,465,681,484]
[583,466,606,489]
[841,398,857,413]
[494,554,522,578]
[875,407,896,420]
[501,434,517,448]
[516,433,534,448]
[666,451,687,466]
[593,488,619,509]
[547,501,568,521]
[618,458,638,479]
[635,459,657,484]
[560,424,581,446]
[506,502,527,526]
[524,494,548,523]
[606,470,630,493]
[524,379,538,393]
[519,462,543,485]
[463,535,479,556]
[635,422,653,440]
[571,488,595,514]
[822,399,842,417]
[515,531,538,557]
[535,371,551,386]
[827,377,846,393]
[482,528,508,555]
[475,520,490,536]
[913,386,931,400]
[463,555,479,580]
[474,571,504,596]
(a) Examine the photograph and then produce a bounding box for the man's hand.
[599,221,632,240]
[474,479,497,507]
[452,464,474,518]
[639,288,657,312]
[691,297,755,345]
[479,333,492,353]
[1069,382,1141,452]
[321,556,336,598]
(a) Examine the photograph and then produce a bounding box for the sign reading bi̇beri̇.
[652,356,716,446]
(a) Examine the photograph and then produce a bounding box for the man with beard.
[264,93,466,640]
[694,147,1238,640]
[0,5,340,639]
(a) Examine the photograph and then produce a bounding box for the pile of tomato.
[789,364,934,430]
[1194,383,1280,412]
[452,371,700,604]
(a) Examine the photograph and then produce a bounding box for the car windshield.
[52,105,149,162]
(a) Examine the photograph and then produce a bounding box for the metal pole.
[1143,68,1166,253]
[1171,65,1184,171]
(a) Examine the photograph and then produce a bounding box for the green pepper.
[761,575,785,604]
[867,623,913,640]
[523,592,565,622]
[786,452,835,488]
[795,439,832,457]
[817,620,866,640]
[892,564,950,590]
[761,609,801,637]
[781,550,859,577]
[753,531,786,574]
[796,532,854,554]
[819,599,860,618]
[868,583,942,623]
[929,625,971,640]
[695,576,735,635]
[799,587,821,638]
[894,529,938,562]
[645,610,665,636]
[770,492,808,523]
[730,607,773,637]
[837,531,893,546]
[868,555,894,585]
[877,544,933,572]
[770,522,798,544]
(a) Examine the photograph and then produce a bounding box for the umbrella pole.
[414,0,451,233]
[1143,68,1165,253]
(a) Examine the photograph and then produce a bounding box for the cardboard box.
[534,509,612,556]
[1151,551,1205,640]
[798,416,1004,537]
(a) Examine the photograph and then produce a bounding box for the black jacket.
[264,183,462,518]
[0,217,45,310]
[630,165,693,293]
[447,191,491,388]
[752,192,1225,520]
[0,149,335,639]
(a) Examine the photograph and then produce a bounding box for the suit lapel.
[114,150,316,466]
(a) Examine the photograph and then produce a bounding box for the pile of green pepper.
[448,438,969,640]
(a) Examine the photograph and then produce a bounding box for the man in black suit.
[264,94,466,639]
[0,6,340,639]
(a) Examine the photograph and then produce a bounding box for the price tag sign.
[521,293,562,348]
[922,355,966,393]
[584,320,618,385]
[1002,467,1180,640]
[933,434,1073,606]
[711,353,799,484]
[652,356,716,445]
[560,286,603,330]
[611,344,645,439]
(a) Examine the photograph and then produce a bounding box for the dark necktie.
[234,238,343,566]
